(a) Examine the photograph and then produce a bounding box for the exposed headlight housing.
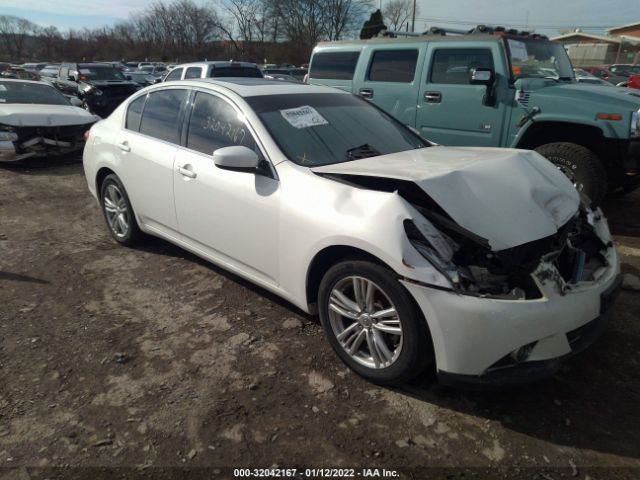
[0,131,18,142]
[631,109,639,137]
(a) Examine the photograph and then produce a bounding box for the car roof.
[174,61,259,68]
[0,78,54,86]
[165,78,345,97]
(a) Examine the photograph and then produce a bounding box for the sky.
[1,0,638,37]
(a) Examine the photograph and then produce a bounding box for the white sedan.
[83,79,621,387]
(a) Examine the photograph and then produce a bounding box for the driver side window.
[186,92,258,156]
[430,49,494,85]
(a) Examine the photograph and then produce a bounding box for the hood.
[517,77,640,110]
[311,146,580,251]
[0,104,96,127]
[88,80,139,89]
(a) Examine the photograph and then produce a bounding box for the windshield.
[507,39,574,81]
[246,93,429,166]
[0,81,69,105]
[78,66,125,81]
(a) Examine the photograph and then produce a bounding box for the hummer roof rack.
[383,24,548,40]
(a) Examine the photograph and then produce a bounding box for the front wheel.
[318,260,433,385]
[534,142,607,206]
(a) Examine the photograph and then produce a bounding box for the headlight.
[631,110,639,137]
[82,85,102,96]
[0,131,18,142]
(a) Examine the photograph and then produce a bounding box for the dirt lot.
[0,156,639,480]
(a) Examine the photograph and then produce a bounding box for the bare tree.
[382,0,416,32]
[0,15,37,59]
[325,0,372,41]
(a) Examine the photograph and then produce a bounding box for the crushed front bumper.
[436,273,622,388]
[401,244,620,386]
[0,124,90,162]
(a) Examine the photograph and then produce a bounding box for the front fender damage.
[318,172,613,301]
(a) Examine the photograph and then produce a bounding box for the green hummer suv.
[308,26,640,204]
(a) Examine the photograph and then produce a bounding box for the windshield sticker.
[508,39,529,61]
[280,105,328,129]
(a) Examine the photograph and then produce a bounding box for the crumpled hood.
[0,104,96,127]
[0,103,97,127]
[312,146,580,251]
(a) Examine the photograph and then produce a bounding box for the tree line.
[0,0,418,66]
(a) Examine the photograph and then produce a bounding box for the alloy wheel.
[328,276,403,369]
[103,183,130,238]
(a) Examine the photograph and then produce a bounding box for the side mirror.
[67,75,76,82]
[69,97,83,107]
[213,146,260,171]
[469,67,495,85]
[469,68,496,106]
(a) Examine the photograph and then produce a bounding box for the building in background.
[552,23,640,66]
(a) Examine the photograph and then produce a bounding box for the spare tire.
[534,142,607,206]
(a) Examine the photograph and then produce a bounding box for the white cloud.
[1,0,149,19]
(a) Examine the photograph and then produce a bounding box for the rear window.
[139,89,187,144]
[209,67,263,78]
[126,95,146,131]
[368,50,418,83]
[185,67,202,79]
[309,51,360,80]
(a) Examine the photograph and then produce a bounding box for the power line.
[413,16,617,30]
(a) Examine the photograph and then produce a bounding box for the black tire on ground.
[99,174,143,246]
[318,260,434,386]
[534,142,607,206]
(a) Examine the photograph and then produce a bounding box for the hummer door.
[417,44,508,147]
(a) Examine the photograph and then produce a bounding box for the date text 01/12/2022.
[233,468,400,478]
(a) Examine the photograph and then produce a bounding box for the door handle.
[424,91,442,103]
[359,88,374,99]
[117,141,131,152]
[177,165,197,179]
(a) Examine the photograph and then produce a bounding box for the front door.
[173,91,280,285]
[417,44,506,147]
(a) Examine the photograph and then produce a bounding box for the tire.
[318,260,433,386]
[534,142,607,206]
[99,174,143,246]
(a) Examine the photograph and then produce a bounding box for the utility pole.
[411,0,417,32]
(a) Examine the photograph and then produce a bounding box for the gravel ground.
[0,156,639,480]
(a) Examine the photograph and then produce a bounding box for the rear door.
[115,88,189,237]
[173,90,280,285]
[355,45,424,126]
[416,42,508,146]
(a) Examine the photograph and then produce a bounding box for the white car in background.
[82,79,621,387]
[0,79,97,161]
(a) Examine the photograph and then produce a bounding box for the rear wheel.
[535,142,607,206]
[318,260,433,385]
[99,174,143,246]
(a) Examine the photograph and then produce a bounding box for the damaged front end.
[405,201,613,300]
[0,123,91,161]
